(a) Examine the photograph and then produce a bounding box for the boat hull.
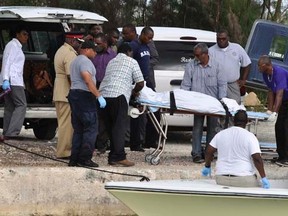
[105,179,288,216]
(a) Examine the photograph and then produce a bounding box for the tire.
[33,119,58,140]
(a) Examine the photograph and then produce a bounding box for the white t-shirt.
[210,126,261,176]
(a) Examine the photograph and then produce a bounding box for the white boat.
[105,179,288,216]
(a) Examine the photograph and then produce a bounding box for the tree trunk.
[272,0,282,21]
[215,0,222,30]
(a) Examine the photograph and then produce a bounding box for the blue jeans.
[192,114,218,158]
[68,90,98,163]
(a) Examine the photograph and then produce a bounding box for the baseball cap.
[80,40,97,50]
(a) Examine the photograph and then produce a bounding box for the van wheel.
[33,119,58,140]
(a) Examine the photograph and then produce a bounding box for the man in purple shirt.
[91,33,117,154]
[258,55,288,166]
[91,33,117,88]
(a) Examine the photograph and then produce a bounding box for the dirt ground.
[0,128,195,167]
[0,120,277,167]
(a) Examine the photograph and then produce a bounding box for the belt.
[222,174,238,177]
[70,89,89,93]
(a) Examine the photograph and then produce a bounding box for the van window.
[154,41,215,71]
[269,35,288,61]
[30,31,50,53]
[0,29,10,48]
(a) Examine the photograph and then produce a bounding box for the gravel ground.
[0,120,277,168]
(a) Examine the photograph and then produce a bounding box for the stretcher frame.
[140,103,268,165]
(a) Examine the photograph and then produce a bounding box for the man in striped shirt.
[181,43,227,163]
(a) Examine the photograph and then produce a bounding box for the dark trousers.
[96,105,109,150]
[130,115,143,149]
[130,81,160,149]
[275,101,288,160]
[144,110,160,147]
[96,80,109,150]
[130,110,160,149]
[101,95,127,163]
[68,90,98,163]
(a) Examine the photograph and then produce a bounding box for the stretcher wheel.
[150,157,160,165]
[145,154,153,163]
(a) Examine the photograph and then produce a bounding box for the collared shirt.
[0,38,25,86]
[209,42,251,83]
[180,56,227,99]
[100,53,144,103]
[70,55,96,92]
[53,42,78,102]
[263,65,288,101]
[91,47,117,82]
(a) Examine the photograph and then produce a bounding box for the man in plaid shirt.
[99,43,144,167]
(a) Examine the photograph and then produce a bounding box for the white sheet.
[138,86,269,120]
[139,86,242,115]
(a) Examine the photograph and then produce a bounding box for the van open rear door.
[0,6,107,23]
[245,19,288,91]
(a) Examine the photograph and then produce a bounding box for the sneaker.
[275,160,288,167]
[193,156,205,163]
[78,160,99,167]
[108,159,135,167]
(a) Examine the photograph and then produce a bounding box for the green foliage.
[0,0,286,46]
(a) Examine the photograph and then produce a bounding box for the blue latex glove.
[2,80,10,90]
[201,167,211,177]
[97,95,106,108]
[261,177,270,189]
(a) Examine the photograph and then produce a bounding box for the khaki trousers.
[216,175,260,187]
[55,101,73,158]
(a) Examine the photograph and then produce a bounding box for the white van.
[0,6,107,139]
[134,27,217,128]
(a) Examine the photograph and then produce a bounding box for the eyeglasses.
[217,37,227,41]
[194,53,204,58]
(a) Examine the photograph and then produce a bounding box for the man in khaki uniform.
[53,32,83,159]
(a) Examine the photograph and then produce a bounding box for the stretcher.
[133,87,270,165]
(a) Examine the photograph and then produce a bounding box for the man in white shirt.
[209,29,251,104]
[201,110,270,189]
[0,25,29,140]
